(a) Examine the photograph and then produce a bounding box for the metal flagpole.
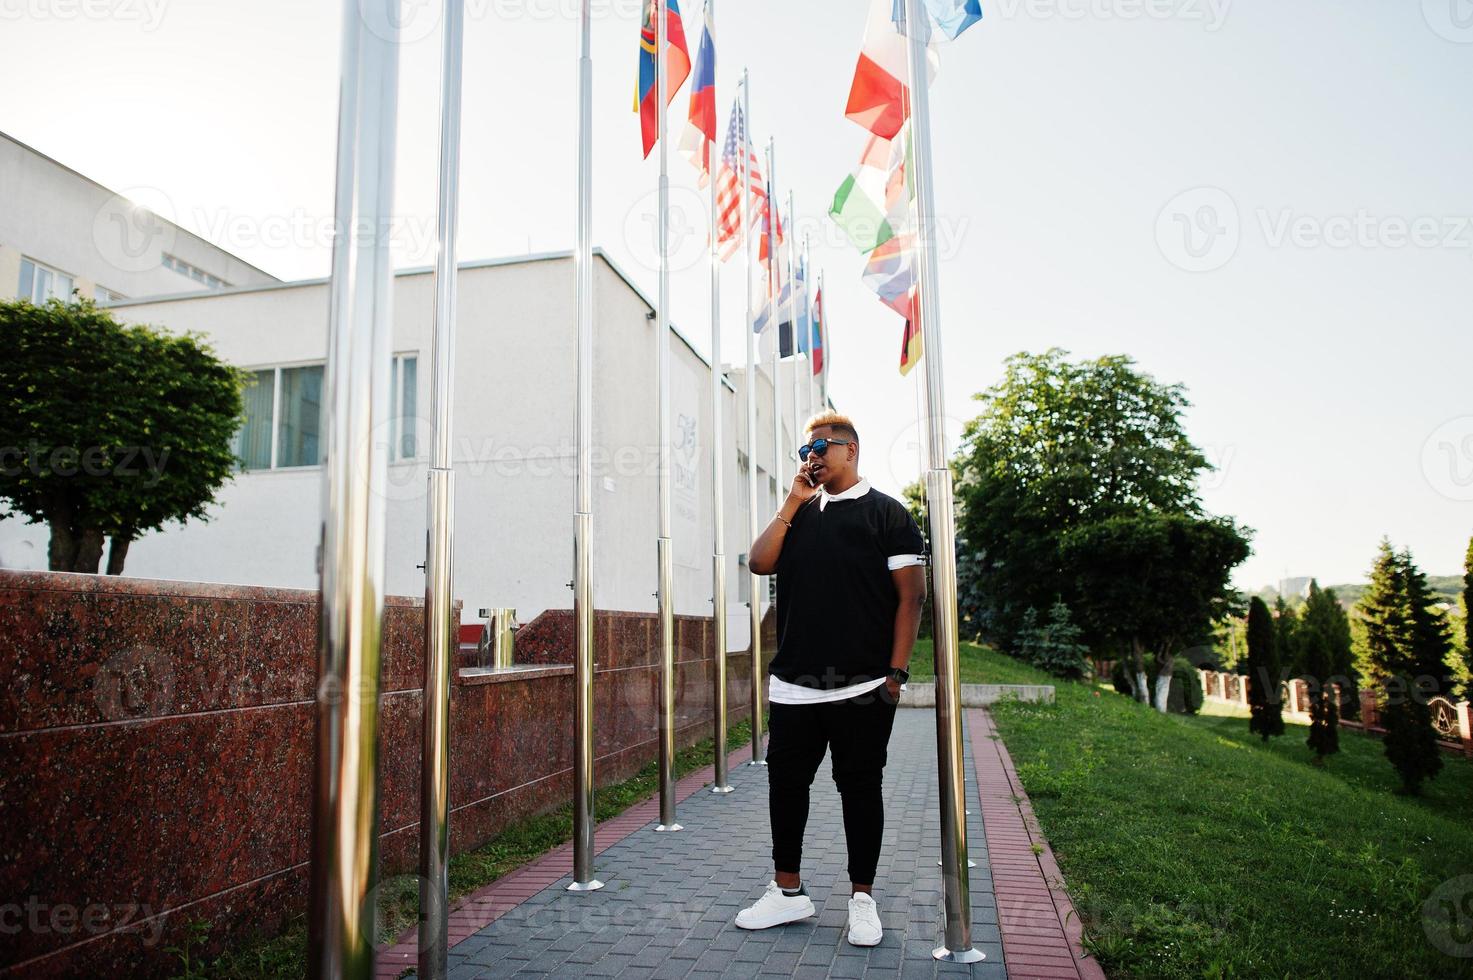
[568,0,603,891]
[308,1,399,975]
[767,140,783,510]
[786,193,800,441]
[804,235,815,419]
[818,268,827,409]
[418,1,464,974]
[740,71,765,767]
[900,0,981,962]
[706,0,734,798]
[654,0,682,834]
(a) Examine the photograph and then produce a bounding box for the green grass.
[188,718,758,980]
[988,659,1473,979]
[910,636,1058,686]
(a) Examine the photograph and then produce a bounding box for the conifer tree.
[1462,535,1472,698]
[1274,596,1301,678]
[1360,541,1447,794]
[1246,596,1284,741]
[1301,581,1340,762]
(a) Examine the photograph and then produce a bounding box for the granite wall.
[0,570,769,978]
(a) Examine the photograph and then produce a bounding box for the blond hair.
[804,410,858,445]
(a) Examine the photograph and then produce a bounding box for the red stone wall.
[0,571,768,978]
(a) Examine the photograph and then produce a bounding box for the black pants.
[767,687,899,887]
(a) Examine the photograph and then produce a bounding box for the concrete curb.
[901,682,1055,708]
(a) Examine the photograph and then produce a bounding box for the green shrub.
[1167,659,1204,714]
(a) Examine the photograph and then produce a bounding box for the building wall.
[0,252,817,649]
[0,569,769,979]
[0,132,277,302]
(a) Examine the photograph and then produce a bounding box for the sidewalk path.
[393,703,1103,979]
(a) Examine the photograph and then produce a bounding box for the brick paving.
[387,707,1102,980]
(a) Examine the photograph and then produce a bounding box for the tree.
[0,298,244,573]
[1245,596,1284,741]
[1062,512,1251,711]
[1359,540,1447,794]
[1274,596,1301,678]
[1463,535,1472,698]
[1300,581,1341,762]
[953,349,1212,649]
[1016,601,1090,679]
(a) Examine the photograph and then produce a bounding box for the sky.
[3,0,1471,589]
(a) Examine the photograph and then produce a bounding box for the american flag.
[715,98,765,262]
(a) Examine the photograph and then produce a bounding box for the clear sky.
[4,0,1470,589]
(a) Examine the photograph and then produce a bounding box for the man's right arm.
[748,468,819,574]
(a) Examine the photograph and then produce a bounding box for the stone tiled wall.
[0,571,771,978]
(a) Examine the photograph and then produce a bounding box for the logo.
[623,184,709,275]
[1423,0,1473,43]
[1421,416,1473,501]
[92,187,178,275]
[358,0,439,44]
[1155,186,1240,272]
[1424,875,1473,957]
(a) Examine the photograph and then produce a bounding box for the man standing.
[734,411,927,947]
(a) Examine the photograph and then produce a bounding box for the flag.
[715,97,764,261]
[757,188,785,282]
[752,277,791,336]
[794,257,811,354]
[830,125,911,253]
[845,0,938,140]
[637,0,691,158]
[899,317,922,375]
[677,1,717,183]
[862,231,917,322]
[923,0,983,39]
[811,287,825,376]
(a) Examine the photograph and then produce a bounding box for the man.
[734,411,927,947]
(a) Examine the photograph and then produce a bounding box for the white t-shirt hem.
[768,674,890,705]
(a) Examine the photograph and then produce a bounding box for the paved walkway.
[387,708,1102,980]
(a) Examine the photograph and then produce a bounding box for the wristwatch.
[888,667,910,685]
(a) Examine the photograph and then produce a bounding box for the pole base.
[932,946,986,963]
[937,859,978,868]
[654,823,684,832]
[567,879,604,892]
[710,784,735,794]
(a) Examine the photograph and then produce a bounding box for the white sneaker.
[847,892,883,947]
[734,881,816,930]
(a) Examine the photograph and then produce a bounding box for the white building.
[0,136,828,642]
[1,253,818,643]
[0,131,278,304]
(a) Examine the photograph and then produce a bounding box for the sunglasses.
[798,437,852,461]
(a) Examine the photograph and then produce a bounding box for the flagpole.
[418,1,464,974]
[767,139,782,519]
[818,268,827,409]
[786,192,800,441]
[308,1,398,975]
[740,70,766,767]
[901,0,981,962]
[804,234,815,419]
[567,0,603,891]
[706,0,733,797]
[654,0,682,835]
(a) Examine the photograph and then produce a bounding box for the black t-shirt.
[770,482,926,690]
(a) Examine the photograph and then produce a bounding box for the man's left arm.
[884,498,929,700]
[887,565,928,699]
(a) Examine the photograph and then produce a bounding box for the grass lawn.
[188,718,756,980]
[983,651,1473,978]
[909,636,1052,686]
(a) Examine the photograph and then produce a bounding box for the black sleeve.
[883,499,926,558]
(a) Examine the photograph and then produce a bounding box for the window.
[389,354,417,460]
[162,253,231,289]
[93,286,124,305]
[233,354,417,471]
[18,258,74,303]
